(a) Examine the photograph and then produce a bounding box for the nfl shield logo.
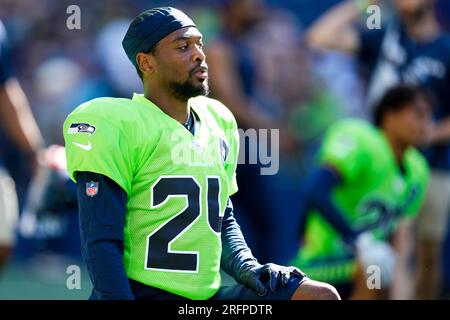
[86,181,99,197]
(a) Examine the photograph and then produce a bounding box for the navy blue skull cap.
[122,7,197,68]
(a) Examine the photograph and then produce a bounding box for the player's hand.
[238,263,305,296]
[39,144,67,174]
[355,232,397,288]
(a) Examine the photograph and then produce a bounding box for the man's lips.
[195,70,208,79]
[191,66,208,79]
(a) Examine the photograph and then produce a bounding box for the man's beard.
[169,78,209,102]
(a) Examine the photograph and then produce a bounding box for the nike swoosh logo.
[72,141,92,151]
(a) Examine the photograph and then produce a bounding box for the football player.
[63,7,339,300]
[292,85,432,299]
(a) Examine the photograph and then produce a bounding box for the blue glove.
[238,263,306,296]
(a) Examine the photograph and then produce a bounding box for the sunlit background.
[0,0,449,299]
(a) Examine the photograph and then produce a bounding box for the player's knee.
[292,279,341,300]
[313,282,340,300]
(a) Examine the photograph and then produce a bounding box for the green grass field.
[0,253,237,300]
[0,254,92,300]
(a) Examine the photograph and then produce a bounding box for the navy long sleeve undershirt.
[301,166,358,245]
[220,198,259,280]
[77,171,134,300]
[77,171,253,299]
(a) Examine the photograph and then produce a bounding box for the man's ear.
[136,52,155,75]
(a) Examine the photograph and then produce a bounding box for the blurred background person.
[0,0,140,296]
[246,8,354,264]
[306,0,450,299]
[206,0,300,263]
[291,85,433,299]
[206,0,347,264]
[0,18,45,272]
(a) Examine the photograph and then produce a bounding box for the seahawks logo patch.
[219,138,229,165]
[68,123,96,134]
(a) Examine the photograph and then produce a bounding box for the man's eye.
[178,45,188,51]
[198,43,204,49]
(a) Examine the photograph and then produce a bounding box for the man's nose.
[192,44,206,62]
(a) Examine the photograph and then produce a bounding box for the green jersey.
[63,93,239,299]
[292,119,429,283]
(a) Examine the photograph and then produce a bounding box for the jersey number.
[357,200,400,237]
[145,176,222,272]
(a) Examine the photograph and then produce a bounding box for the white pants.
[0,167,18,246]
